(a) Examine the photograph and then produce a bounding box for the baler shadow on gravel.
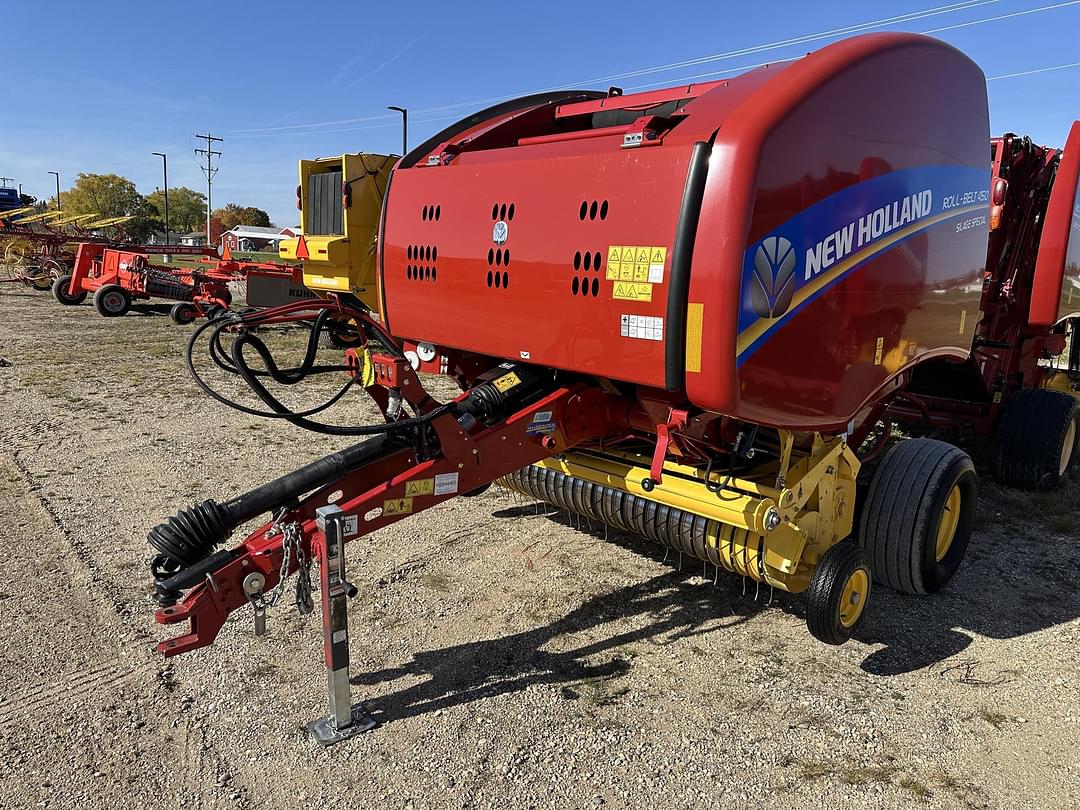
[144,33,1080,736]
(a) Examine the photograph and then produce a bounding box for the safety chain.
[254,513,316,618]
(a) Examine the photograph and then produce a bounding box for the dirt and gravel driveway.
[0,283,1077,809]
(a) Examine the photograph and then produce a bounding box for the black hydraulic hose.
[149,435,397,575]
[204,310,347,381]
[228,329,455,435]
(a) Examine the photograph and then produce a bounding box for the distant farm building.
[220,226,297,254]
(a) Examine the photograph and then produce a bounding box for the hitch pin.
[242,572,269,637]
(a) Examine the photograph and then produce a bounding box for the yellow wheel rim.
[935,484,962,562]
[839,568,869,628]
[1059,420,1076,477]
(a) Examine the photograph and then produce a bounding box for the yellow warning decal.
[493,371,521,393]
[383,497,414,515]
[607,245,669,295]
[685,302,704,373]
[405,479,434,497]
[355,347,376,387]
[613,282,653,302]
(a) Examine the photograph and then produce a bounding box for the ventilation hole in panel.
[507,203,515,221]
[579,201,587,221]
[502,271,508,288]
[591,277,599,297]
[589,201,598,220]
[583,251,592,271]
[600,200,608,220]
[594,251,602,271]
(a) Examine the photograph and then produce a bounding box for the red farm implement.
[882,121,1080,489]
[142,34,1080,739]
[53,242,310,321]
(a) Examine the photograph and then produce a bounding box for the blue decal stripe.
[735,203,987,363]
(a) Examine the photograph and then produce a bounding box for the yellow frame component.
[280,153,396,309]
[542,432,859,594]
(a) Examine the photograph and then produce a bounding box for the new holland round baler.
[150,34,1016,712]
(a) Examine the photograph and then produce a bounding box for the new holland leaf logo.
[750,236,797,319]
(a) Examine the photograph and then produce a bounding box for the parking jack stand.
[307,505,377,745]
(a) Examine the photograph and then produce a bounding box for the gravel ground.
[0,283,1077,810]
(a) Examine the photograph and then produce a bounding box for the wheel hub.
[1059,420,1076,477]
[839,568,868,628]
[934,484,962,562]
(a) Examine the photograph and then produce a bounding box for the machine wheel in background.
[52,274,87,305]
[41,257,67,279]
[93,284,131,317]
[26,267,53,291]
[321,329,364,350]
[859,438,976,595]
[995,388,1080,490]
[170,302,198,325]
[806,542,872,645]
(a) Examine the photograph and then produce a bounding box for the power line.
[228,0,1000,136]
[227,0,1080,142]
[194,132,222,243]
[921,0,1080,32]
[987,59,1080,80]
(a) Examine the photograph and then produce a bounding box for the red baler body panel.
[1030,120,1080,326]
[380,33,990,430]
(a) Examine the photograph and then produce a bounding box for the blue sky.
[3,0,1079,228]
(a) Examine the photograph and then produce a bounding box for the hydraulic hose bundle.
[152,297,535,601]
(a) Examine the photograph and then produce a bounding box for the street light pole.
[387,106,408,156]
[48,171,60,212]
[152,152,169,245]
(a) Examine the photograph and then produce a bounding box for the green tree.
[146,186,206,235]
[55,173,145,219]
[212,203,272,231]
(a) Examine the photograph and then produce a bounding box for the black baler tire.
[170,302,198,325]
[93,284,131,317]
[859,438,976,595]
[995,388,1080,491]
[52,274,87,305]
[806,542,872,645]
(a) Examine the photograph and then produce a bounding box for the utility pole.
[0,176,13,187]
[152,152,170,245]
[194,133,222,244]
[48,171,60,212]
[387,106,408,156]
